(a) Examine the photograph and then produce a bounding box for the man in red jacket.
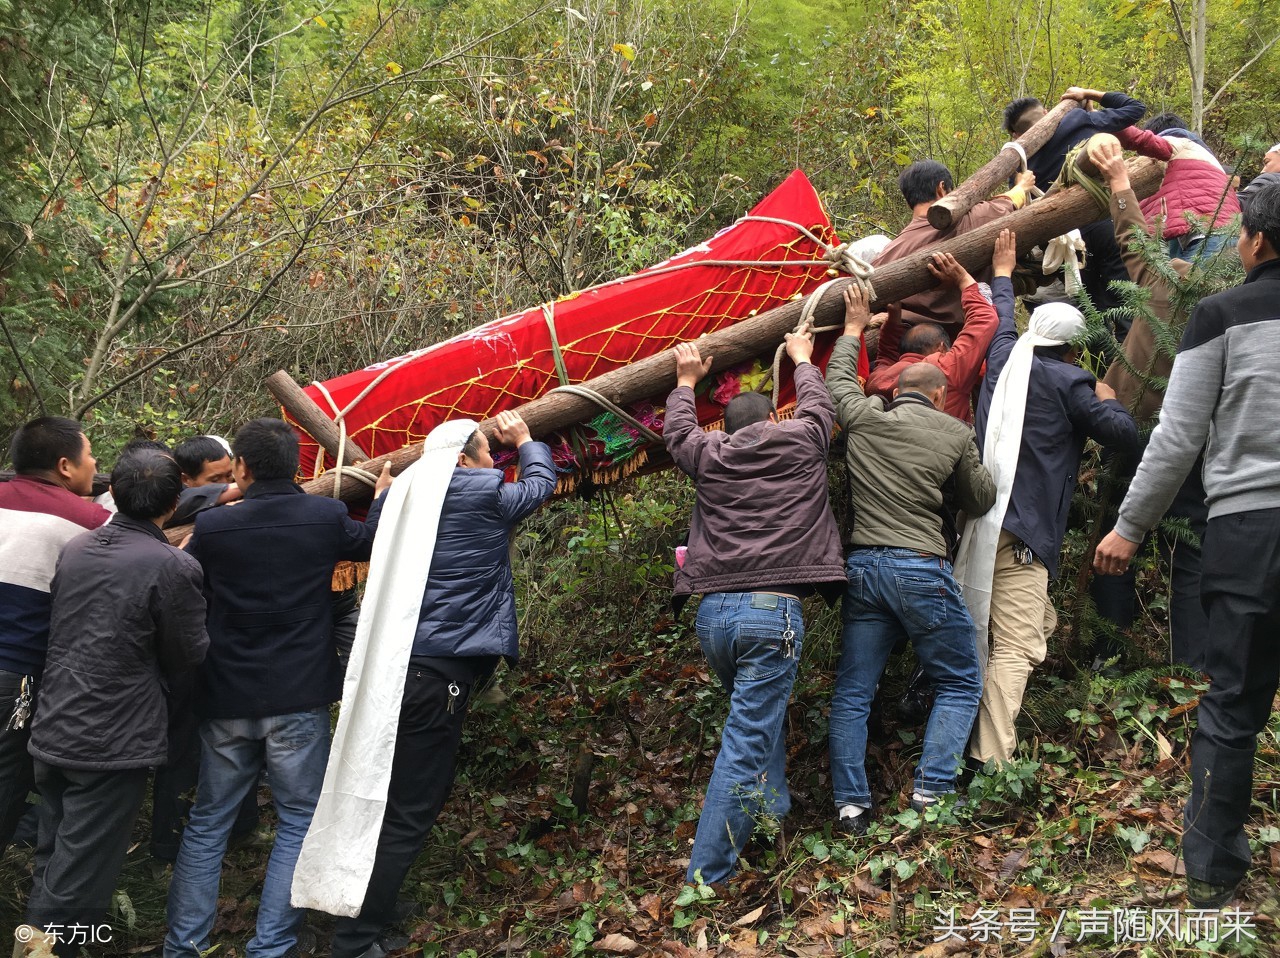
[0,417,108,854]
[866,246,1012,424]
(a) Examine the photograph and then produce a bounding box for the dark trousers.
[331,666,474,958]
[151,699,258,860]
[1080,218,1130,337]
[0,669,35,853]
[1183,509,1280,886]
[1091,456,1210,668]
[26,762,150,957]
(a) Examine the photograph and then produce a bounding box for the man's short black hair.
[724,392,774,435]
[174,436,229,478]
[1242,181,1280,257]
[1003,97,1043,135]
[898,161,953,208]
[7,416,86,475]
[111,449,182,521]
[1144,112,1187,134]
[232,418,299,482]
[900,323,951,356]
[122,436,172,456]
[461,430,484,461]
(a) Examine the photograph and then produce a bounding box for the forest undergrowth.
[4,475,1280,957]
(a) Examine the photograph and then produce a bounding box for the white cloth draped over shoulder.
[291,419,477,916]
[953,303,1085,674]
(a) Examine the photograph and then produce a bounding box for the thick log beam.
[927,98,1081,231]
[163,154,1162,541]
[265,370,371,465]
[302,157,1160,505]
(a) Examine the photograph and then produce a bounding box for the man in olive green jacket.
[826,280,995,835]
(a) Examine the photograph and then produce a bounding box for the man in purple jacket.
[665,325,845,885]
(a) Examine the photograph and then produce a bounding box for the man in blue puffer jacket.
[331,411,556,958]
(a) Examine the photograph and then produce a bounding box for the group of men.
[2,83,1279,954]
[666,89,1280,919]
[2,413,553,958]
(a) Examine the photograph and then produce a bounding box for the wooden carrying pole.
[163,155,1162,540]
[927,98,1081,231]
[264,370,371,465]
[302,157,1161,506]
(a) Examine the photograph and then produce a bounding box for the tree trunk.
[1191,0,1206,134]
[927,98,1081,231]
[162,155,1164,544]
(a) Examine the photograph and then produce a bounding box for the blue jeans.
[1168,232,1230,262]
[164,709,331,958]
[687,592,802,885]
[829,549,982,808]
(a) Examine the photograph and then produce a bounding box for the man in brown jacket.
[1092,137,1210,668]
[665,325,845,885]
[872,159,1034,334]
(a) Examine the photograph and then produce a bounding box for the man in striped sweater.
[0,417,109,852]
[1095,181,1280,908]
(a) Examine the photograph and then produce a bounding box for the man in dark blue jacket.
[165,418,391,958]
[1004,86,1146,321]
[332,411,555,958]
[965,274,1138,766]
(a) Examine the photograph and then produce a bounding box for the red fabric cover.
[291,170,863,478]
[1116,127,1241,240]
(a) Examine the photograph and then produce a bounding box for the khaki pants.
[969,530,1057,764]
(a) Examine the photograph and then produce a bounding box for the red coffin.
[291,169,862,482]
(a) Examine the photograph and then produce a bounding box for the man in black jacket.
[23,449,208,955]
[964,291,1138,767]
[1004,86,1146,322]
[165,419,391,958]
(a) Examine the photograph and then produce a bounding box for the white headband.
[1026,301,1086,347]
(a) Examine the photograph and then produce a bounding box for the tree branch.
[1204,29,1280,116]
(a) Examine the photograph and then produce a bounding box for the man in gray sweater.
[1095,180,1280,908]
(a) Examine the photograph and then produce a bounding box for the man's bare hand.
[373,461,394,499]
[1095,380,1118,403]
[1014,169,1037,192]
[926,251,975,289]
[1094,529,1139,576]
[1089,138,1130,192]
[494,410,532,448]
[992,228,1017,278]
[1062,86,1103,103]
[674,341,713,388]
[785,322,815,365]
[842,285,872,336]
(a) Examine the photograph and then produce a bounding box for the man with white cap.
[956,264,1138,767]
[1263,143,1280,175]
